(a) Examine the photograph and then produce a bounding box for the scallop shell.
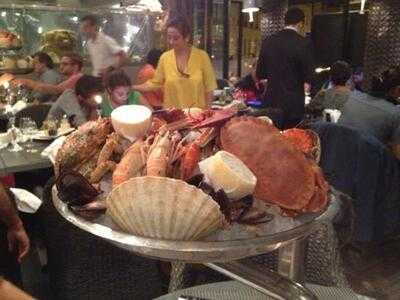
[106,176,224,241]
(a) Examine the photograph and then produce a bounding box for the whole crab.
[220,117,329,214]
[54,118,124,183]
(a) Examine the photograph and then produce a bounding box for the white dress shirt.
[87,31,123,77]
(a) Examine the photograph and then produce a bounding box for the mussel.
[56,171,101,207]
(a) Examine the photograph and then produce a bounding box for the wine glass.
[20,118,38,153]
[8,115,23,152]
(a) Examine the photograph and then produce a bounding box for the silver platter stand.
[52,187,337,300]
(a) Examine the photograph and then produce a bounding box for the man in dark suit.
[256,8,314,129]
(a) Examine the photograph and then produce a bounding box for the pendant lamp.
[360,0,367,14]
[242,0,261,23]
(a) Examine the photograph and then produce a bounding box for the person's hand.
[7,222,30,263]
[11,78,28,87]
[0,73,15,86]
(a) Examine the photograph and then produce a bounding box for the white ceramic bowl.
[111,105,152,142]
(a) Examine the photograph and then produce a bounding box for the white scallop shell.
[106,176,224,241]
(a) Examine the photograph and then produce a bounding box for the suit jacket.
[256,29,313,120]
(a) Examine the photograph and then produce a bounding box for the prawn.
[112,140,146,187]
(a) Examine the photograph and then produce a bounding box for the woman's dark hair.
[75,75,104,99]
[371,66,400,96]
[62,52,83,71]
[146,49,163,68]
[104,69,131,91]
[285,8,305,26]
[166,14,191,38]
[81,14,98,26]
[33,52,54,69]
[330,61,351,86]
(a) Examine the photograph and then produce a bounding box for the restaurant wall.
[363,0,400,90]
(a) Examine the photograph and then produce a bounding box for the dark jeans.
[0,223,22,287]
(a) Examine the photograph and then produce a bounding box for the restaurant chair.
[15,104,51,129]
[38,177,163,300]
[310,122,400,244]
[155,280,373,300]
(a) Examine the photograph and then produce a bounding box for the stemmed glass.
[5,87,23,152]
[20,117,38,153]
[7,114,23,152]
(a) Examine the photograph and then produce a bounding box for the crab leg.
[97,133,119,165]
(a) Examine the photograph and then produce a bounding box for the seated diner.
[308,60,352,112]
[46,75,104,127]
[338,66,400,159]
[101,68,151,117]
[12,53,84,97]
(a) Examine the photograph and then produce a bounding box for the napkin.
[323,109,342,123]
[10,188,42,213]
[0,131,11,149]
[41,136,66,165]
[12,101,27,114]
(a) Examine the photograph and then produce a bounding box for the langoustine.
[112,139,147,187]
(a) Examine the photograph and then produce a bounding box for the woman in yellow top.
[133,15,217,109]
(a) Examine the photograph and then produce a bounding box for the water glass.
[20,117,38,153]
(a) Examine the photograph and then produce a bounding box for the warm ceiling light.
[242,0,261,23]
[315,67,331,74]
[360,0,367,14]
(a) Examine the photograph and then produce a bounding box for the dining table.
[0,141,51,175]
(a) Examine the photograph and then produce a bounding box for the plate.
[33,128,75,141]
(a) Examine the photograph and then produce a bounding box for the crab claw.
[191,108,238,129]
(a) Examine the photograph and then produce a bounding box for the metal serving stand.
[52,187,337,300]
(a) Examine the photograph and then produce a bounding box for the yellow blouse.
[149,46,217,109]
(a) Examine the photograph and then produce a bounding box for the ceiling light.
[242,0,261,23]
[360,0,367,14]
[315,67,331,74]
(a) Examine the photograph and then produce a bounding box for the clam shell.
[106,176,224,241]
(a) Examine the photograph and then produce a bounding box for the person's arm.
[138,94,153,110]
[0,73,14,86]
[132,82,161,93]
[0,184,30,262]
[32,71,63,102]
[202,52,218,107]
[133,55,165,93]
[14,78,64,95]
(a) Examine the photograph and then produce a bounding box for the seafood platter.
[52,104,332,260]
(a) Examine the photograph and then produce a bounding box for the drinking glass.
[20,118,38,153]
[8,115,23,152]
